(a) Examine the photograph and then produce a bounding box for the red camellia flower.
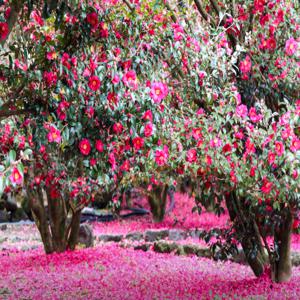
[261,178,273,194]
[95,140,104,152]
[268,151,276,165]
[88,75,101,91]
[239,55,252,75]
[9,167,23,185]
[250,166,256,177]
[142,110,153,122]
[113,122,123,134]
[222,143,232,154]
[0,22,9,41]
[43,71,57,87]
[144,123,153,137]
[86,12,99,28]
[274,141,284,156]
[132,136,144,150]
[186,149,197,163]
[79,139,91,156]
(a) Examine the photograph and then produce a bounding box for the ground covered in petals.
[1,245,300,300]
[2,194,300,299]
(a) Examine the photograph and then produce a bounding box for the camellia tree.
[0,0,299,284]
[0,0,180,252]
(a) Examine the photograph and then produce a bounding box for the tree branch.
[193,0,216,27]
[122,0,134,12]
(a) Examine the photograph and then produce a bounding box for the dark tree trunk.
[28,188,54,254]
[148,185,168,223]
[272,208,293,283]
[27,186,83,254]
[225,192,267,277]
[67,210,82,250]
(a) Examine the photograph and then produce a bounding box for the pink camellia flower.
[86,12,99,28]
[47,126,61,143]
[249,107,262,123]
[290,137,300,152]
[10,167,23,185]
[144,123,153,137]
[122,70,138,89]
[261,178,273,194]
[274,141,284,156]
[31,10,44,26]
[0,22,9,40]
[113,122,123,134]
[239,55,251,74]
[205,155,212,166]
[43,71,57,87]
[186,149,197,163]
[132,137,144,150]
[209,137,222,148]
[268,151,276,165]
[79,139,91,156]
[192,128,202,140]
[88,75,101,91]
[150,82,168,104]
[95,140,104,152]
[142,110,153,122]
[292,170,298,180]
[120,160,130,172]
[155,149,168,166]
[285,38,298,56]
[112,74,120,84]
[236,104,248,118]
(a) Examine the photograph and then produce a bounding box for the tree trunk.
[225,192,267,277]
[67,210,82,250]
[148,185,168,223]
[47,189,67,253]
[28,188,54,254]
[272,208,293,283]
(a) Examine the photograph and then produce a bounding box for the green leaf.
[0,176,4,197]
[9,150,16,163]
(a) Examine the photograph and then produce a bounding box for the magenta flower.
[274,141,284,156]
[0,22,9,41]
[239,55,251,74]
[150,82,168,103]
[9,167,23,185]
[122,70,138,89]
[285,37,298,56]
[47,126,61,143]
[186,149,197,163]
[236,104,248,118]
[79,138,91,156]
[144,123,153,137]
[155,149,168,166]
